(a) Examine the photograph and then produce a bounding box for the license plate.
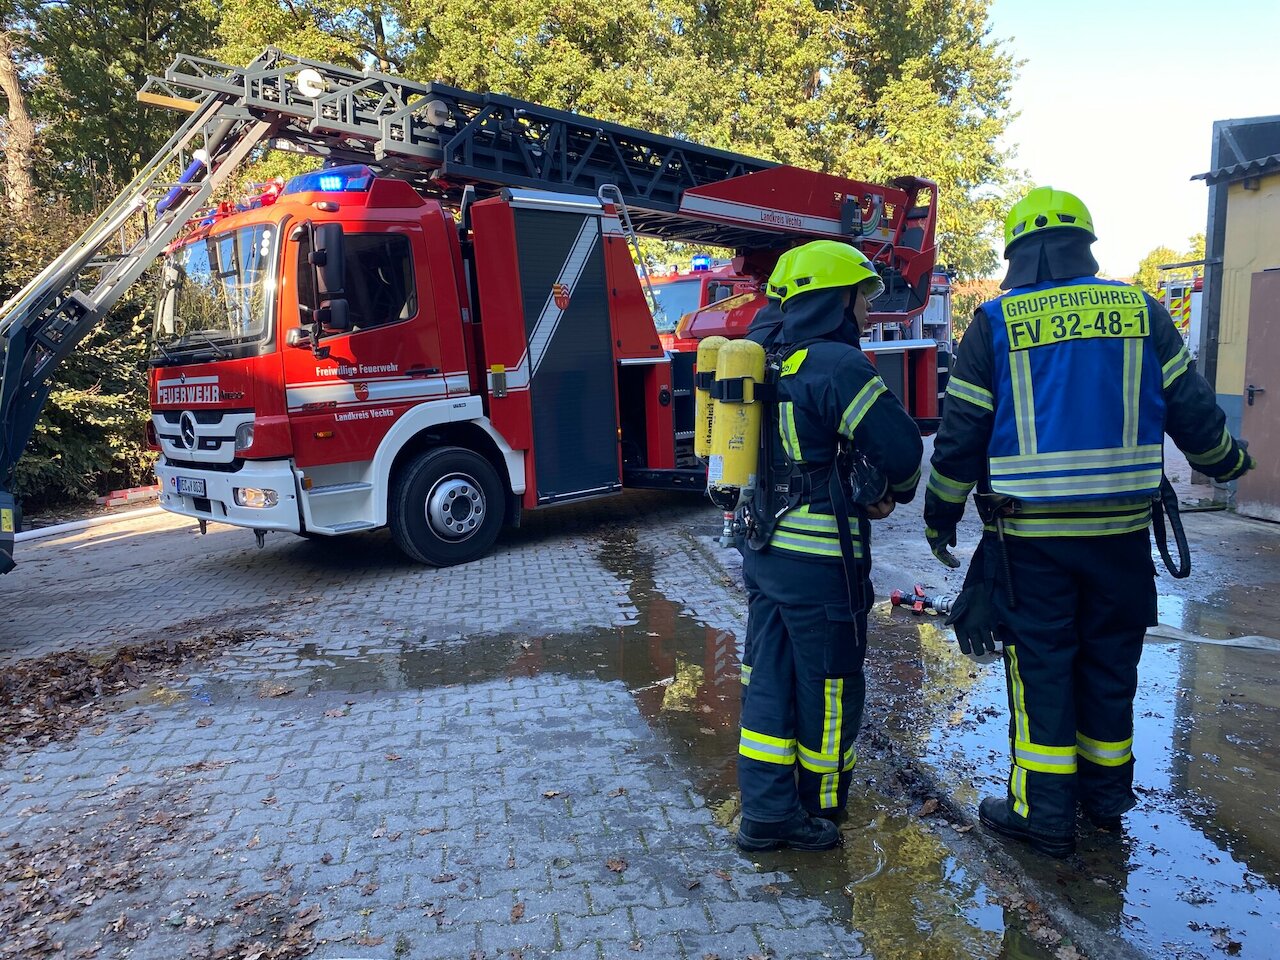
[176,476,206,498]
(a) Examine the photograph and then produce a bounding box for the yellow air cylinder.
[707,338,766,511]
[694,336,729,461]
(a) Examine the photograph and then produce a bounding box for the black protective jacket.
[747,289,923,563]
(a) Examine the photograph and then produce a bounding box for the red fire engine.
[0,49,938,572]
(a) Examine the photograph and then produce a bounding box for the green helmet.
[766,240,885,306]
[1004,186,1095,254]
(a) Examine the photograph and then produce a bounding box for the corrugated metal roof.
[1192,153,1280,184]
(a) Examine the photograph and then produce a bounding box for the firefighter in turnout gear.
[925,187,1255,857]
[735,240,923,852]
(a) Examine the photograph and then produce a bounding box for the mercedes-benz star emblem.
[179,411,198,450]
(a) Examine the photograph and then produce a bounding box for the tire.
[388,446,505,566]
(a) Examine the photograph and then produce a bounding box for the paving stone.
[0,495,885,960]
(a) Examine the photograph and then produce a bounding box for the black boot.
[737,810,840,852]
[807,806,849,825]
[978,796,1075,858]
[1080,807,1124,831]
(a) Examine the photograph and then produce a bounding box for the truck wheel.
[389,446,505,566]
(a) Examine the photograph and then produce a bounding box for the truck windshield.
[650,278,703,333]
[153,224,276,356]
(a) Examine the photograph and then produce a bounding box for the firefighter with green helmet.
[925,187,1254,857]
[732,239,923,851]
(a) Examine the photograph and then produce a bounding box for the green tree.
[1133,233,1205,295]
[0,209,156,510]
[411,0,1020,279]
[12,0,218,206]
[951,278,1001,338]
[0,0,207,508]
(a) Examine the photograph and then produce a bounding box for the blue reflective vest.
[982,277,1166,503]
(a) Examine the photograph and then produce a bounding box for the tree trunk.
[0,32,36,218]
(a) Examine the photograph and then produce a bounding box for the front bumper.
[155,458,302,533]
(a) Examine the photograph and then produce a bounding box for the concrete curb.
[15,506,167,543]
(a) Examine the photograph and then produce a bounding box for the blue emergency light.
[282,164,376,196]
[691,254,712,271]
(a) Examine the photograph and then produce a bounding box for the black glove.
[926,524,960,568]
[945,542,1001,663]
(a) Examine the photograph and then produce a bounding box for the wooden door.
[1237,269,1280,521]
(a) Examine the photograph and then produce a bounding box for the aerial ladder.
[0,47,937,572]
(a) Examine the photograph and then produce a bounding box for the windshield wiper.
[183,330,231,359]
[151,338,179,365]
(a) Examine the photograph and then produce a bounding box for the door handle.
[407,366,440,378]
[1247,384,1265,406]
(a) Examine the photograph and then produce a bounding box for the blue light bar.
[282,164,376,196]
[691,254,712,271]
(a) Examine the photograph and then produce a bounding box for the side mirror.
[318,298,352,333]
[286,327,313,349]
[312,223,346,297]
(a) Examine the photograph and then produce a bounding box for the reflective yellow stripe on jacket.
[770,504,865,560]
[981,497,1152,539]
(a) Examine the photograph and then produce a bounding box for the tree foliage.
[1,0,1022,507]
[405,0,1020,279]
[1133,233,1206,294]
[951,278,1001,339]
[0,210,156,510]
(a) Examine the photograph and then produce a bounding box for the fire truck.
[0,48,938,572]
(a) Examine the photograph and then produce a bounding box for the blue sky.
[987,0,1280,278]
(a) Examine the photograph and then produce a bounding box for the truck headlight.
[235,422,254,452]
[234,487,278,508]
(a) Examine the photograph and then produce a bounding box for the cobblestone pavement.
[2,493,878,960]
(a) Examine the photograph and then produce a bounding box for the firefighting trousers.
[990,529,1157,832]
[739,548,871,822]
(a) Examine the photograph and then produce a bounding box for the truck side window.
[707,281,735,304]
[299,231,417,335]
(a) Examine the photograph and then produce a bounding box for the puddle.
[1156,589,1280,645]
[130,530,1062,959]
[873,607,1280,960]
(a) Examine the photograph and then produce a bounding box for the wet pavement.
[3,445,1280,959]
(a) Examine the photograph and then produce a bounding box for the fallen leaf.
[607,787,627,798]
[417,825,445,835]
[260,796,277,806]
[605,857,628,873]
[686,879,701,890]
[246,834,260,849]
[760,884,782,896]
[361,881,379,896]
[323,709,345,719]
[713,869,732,882]
[915,798,940,817]
[386,831,402,842]
[320,853,333,864]
[371,826,385,838]
[955,824,974,833]
[196,717,214,728]
[542,790,561,799]
[385,753,402,761]
[431,873,458,883]
[511,902,525,921]
[353,934,384,946]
